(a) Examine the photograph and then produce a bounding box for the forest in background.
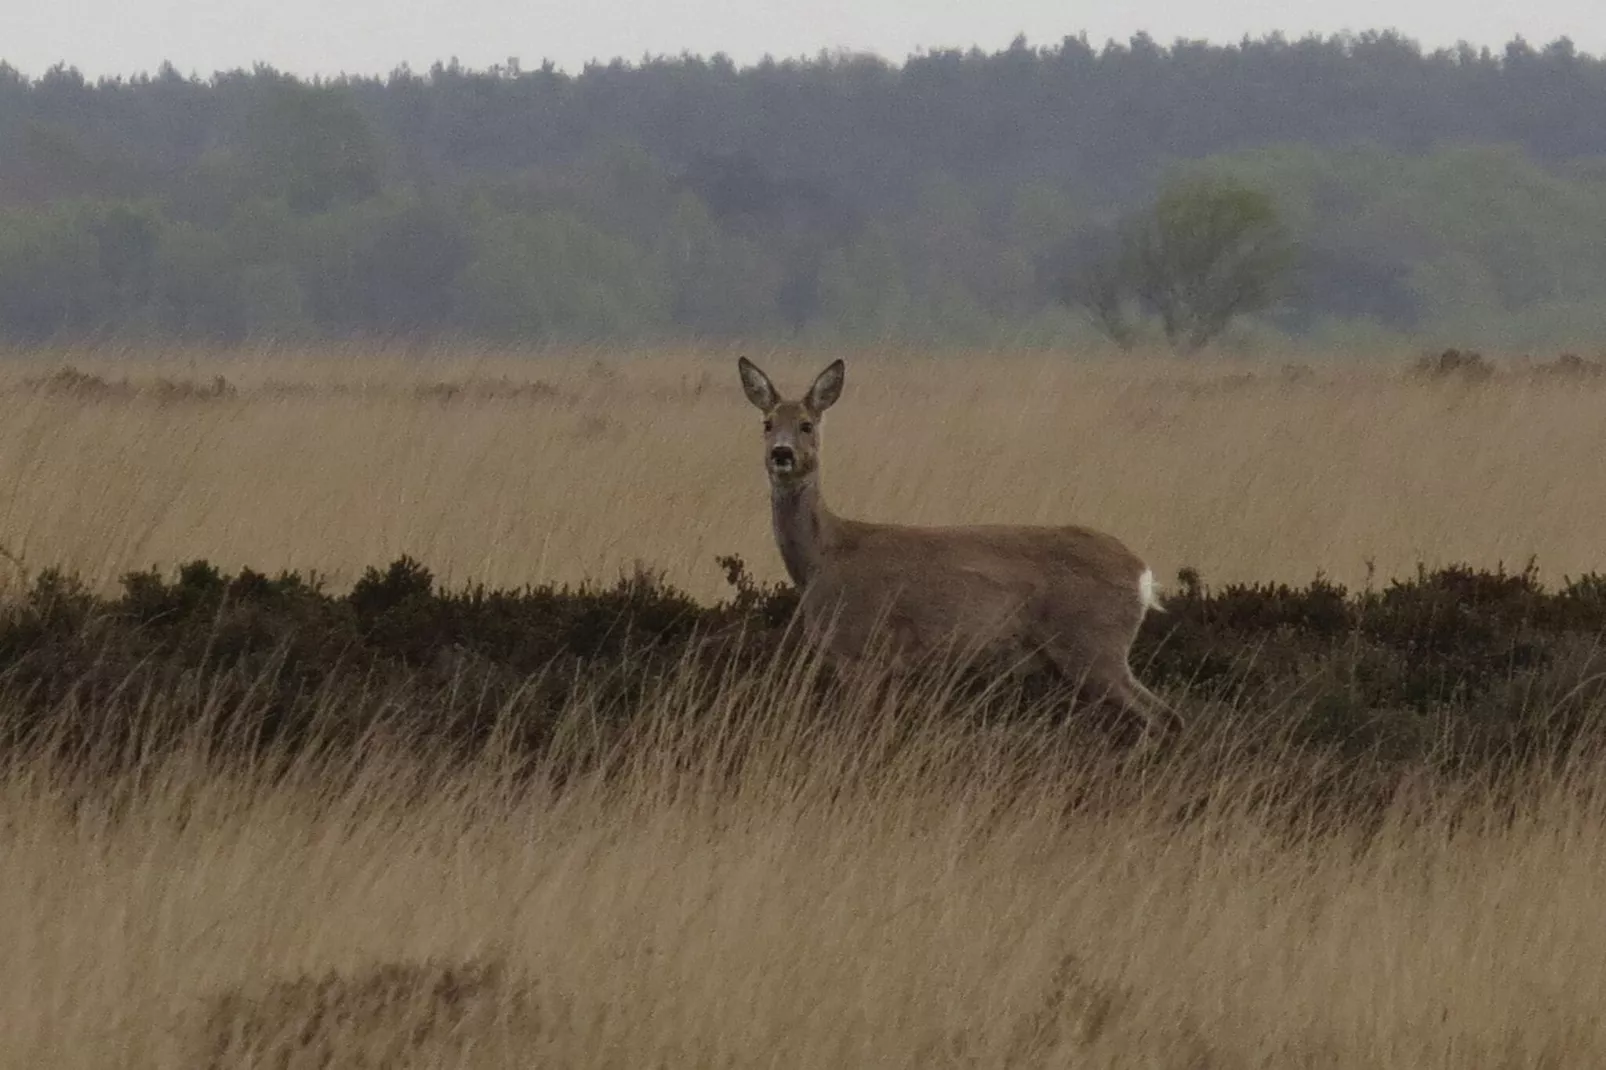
[4,32,1606,351]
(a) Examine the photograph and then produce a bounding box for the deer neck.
[769,477,837,588]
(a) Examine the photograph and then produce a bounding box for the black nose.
[769,446,795,467]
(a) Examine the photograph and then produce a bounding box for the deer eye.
[799,420,814,434]
[763,418,774,432]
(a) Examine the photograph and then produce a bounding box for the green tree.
[659,193,782,335]
[242,83,383,214]
[239,263,312,339]
[1050,225,1140,348]
[1073,178,1294,352]
[91,201,162,315]
[453,201,665,338]
[153,222,245,339]
[816,224,912,338]
[0,204,102,339]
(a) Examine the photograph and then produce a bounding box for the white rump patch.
[1138,568,1165,614]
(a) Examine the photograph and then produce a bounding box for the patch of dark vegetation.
[197,956,544,1069]
[1408,348,1606,385]
[413,377,566,404]
[20,365,238,402]
[149,373,238,401]
[1530,352,1606,381]
[1,553,1603,788]
[1139,560,1606,764]
[2,553,798,775]
[1412,347,1495,383]
[992,951,1218,1066]
[22,365,133,399]
[15,370,566,405]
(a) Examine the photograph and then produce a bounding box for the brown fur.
[738,357,1177,737]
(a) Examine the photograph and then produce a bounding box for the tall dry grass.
[1,650,1604,1069]
[2,342,1603,1067]
[0,342,1602,600]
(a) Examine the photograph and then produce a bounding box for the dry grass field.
[1,341,1605,1068]
[4,661,1606,1069]
[1,341,1603,600]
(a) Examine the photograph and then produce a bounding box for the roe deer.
[737,356,1178,738]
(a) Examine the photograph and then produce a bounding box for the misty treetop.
[3,33,1606,349]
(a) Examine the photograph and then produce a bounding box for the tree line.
[3,33,1606,349]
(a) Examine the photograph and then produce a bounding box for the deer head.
[737,357,845,489]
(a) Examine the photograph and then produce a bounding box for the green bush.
[1411,347,1495,382]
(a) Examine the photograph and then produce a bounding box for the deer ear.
[737,357,778,411]
[806,359,845,413]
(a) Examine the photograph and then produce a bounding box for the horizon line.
[2,28,1599,85]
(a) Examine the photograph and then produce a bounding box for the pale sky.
[6,0,1604,81]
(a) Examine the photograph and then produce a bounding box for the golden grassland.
[0,340,1603,600]
[1,341,1604,1068]
[4,661,1606,1068]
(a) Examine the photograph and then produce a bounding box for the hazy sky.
[7,0,1605,80]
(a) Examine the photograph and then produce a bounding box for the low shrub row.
[2,553,1603,771]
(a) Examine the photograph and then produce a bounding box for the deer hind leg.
[1042,644,1180,743]
[1101,668,1182,741]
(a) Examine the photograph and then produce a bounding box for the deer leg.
[821,619,916,704]
[1042,644,1179,742]
[1099,669,1182,741]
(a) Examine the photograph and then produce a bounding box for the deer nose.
[769,445,795,468]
